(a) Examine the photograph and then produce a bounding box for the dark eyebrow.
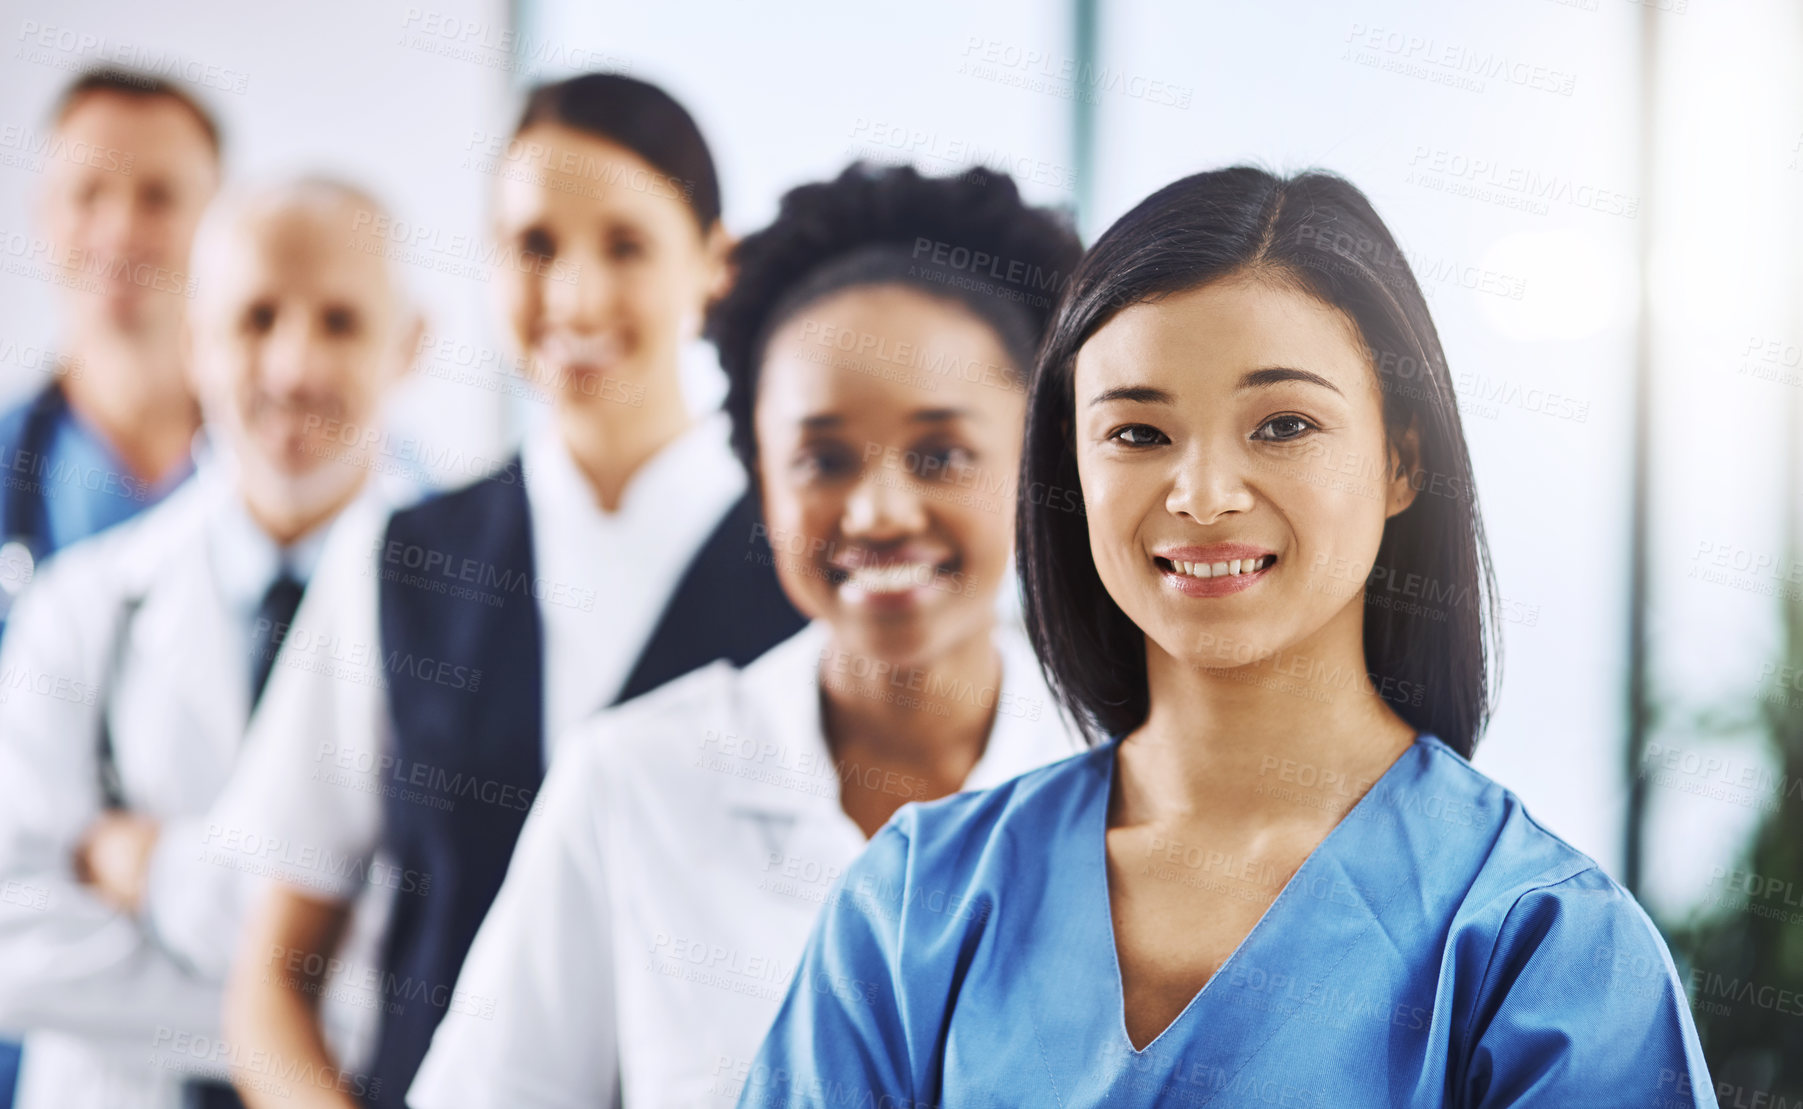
[800,408,970,432]
[1087,385,1173,407]
[1238,366,1343,396]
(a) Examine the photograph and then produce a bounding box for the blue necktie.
[249,571,304,712]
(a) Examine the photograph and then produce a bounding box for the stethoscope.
[0,377,132,805]
[0,378,69,622]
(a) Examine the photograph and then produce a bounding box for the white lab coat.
[407,620,1085,1109]
[0,467,401,1109]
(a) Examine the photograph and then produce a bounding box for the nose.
[540,244,614,333]
[1165,440,1255,524]
[842,464,928,543]
[119,193,163,258]
[260,314,332,399]
[84,189,139,258]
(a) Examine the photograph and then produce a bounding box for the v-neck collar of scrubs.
[1088,732,1436,1062]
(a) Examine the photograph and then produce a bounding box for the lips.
[1152,543,1278,598]
[828,547,958,605]
[841,562,940,594]
[537,330,624,372]
[1164,554,1275,580]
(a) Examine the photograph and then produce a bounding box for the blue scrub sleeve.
[1461,872,1718,1108]
[737,823,920,1109]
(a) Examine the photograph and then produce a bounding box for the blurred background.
[1,0,1798,1094]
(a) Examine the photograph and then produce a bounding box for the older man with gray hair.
[0,176,427,1109]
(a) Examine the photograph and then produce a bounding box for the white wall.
[516,0,1075,239]
[0,0,517,482]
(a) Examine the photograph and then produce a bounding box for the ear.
[394,309,426,386]
[178,313,203,395]
[1384,415,1422,520]
[701,221,736,305]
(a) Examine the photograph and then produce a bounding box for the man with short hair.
[0,67,222,635]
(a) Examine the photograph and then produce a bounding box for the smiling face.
[492,123,725,412]
[188,191,419,536]
[755,284,1026,667]
[39,91,219,338]
[1073,274,1419,672]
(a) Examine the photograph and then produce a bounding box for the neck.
[555,374,691,512]
[819,622,1003,777]
[60,329,198,484]
[242,479,363,549]
[1118,603,1418,831]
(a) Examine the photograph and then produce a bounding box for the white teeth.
[1168,555,1272,579]
[845,562,935,594]
[541,332,624,368]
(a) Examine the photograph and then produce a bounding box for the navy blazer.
[366,457,804,1103]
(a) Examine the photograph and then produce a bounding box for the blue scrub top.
[34,397,187,550]
[0,385,190,636]
[739,733,1717,1108]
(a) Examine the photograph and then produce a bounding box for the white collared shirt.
[523,409,745,747]
[208,485,333,624]
[406,621,1085,1109]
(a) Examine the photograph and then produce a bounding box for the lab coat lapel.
[97,489,245,814]
[117,530,247,807]
[717,623,844,863]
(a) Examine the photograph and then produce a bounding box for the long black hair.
[1018,166,1499,758]
[706,162,1081,478]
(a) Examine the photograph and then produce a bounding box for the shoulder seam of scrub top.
[1416,734,1612,879]
[1456,862,1608,1059]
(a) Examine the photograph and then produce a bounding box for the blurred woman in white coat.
[408,163,1085,1109]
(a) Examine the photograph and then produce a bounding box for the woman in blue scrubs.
[740,167,1717,1108]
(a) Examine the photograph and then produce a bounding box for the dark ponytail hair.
[1018,166,1499,758]
[515,72,721,230]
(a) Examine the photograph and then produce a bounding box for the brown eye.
[141,182,173,214]
[606,233,645,261]
[1253,415,1316,442]
[520,227,555,258]
[1109,424,1168,447]
[792,443,858,483]
[321,305,360,337]
[244,301,276,334]
[908,444,978,482]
